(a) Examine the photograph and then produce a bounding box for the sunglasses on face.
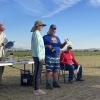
[51,28,56,30]
[39,24,46,27]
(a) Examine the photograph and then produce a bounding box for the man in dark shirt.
[43,24,66,89]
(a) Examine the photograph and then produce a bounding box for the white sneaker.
[34,89,46,96]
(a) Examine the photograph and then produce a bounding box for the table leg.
[32,64,34,75]
[24,64,26,70]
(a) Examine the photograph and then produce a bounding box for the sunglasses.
[39,24,46,27]
[51,28,56,30]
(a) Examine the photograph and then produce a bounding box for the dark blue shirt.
[43,34,61,57]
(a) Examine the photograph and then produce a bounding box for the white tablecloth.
[0,60,34,66]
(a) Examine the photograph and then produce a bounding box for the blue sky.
[0,0,100,49]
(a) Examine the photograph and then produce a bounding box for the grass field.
[0,51,100,100]
[6,50,100,57]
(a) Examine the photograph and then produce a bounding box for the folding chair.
[60,63,77,83]
[60,64,68,83]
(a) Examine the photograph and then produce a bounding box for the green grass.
[14,50,32,57]
[6,50,100,58]
[74,51,100,56]
[1,55,100,100]
[6,50,32,57]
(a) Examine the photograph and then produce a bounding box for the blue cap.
[50,24,56,29]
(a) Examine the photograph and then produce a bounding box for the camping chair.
[60,63,77,83]
[60,63,67,83]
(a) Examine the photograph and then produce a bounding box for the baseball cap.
[34,20,46,27]
[67,45,72,49]
[31,20,46,32]
[50,24,56,29]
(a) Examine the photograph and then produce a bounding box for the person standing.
[0,23,8,84]
[31,20,46,95]
[43,24,67,89]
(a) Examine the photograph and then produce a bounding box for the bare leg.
[46,71,53,89]
[53,71,60,88]
[53,72,59,82]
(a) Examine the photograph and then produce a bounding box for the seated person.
[60,44,84,83]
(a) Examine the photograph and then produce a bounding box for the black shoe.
[76,79,84,81]
[46,83,53,90]
[53,82,61,88]
[68,80,73,84]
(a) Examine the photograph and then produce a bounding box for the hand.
[45,45,53,49]
[0,43,4,47]
[45,45,55,52]
[48,45,53,49]
[64,38,69,44]
[1,43,4,46]
[78,64,80,68]
[40,59,45,65]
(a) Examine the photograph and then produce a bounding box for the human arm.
[0,34,8,47]
[71,51,79,66]
[60,41,67,49]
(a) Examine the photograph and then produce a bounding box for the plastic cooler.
[20,69,33,86]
